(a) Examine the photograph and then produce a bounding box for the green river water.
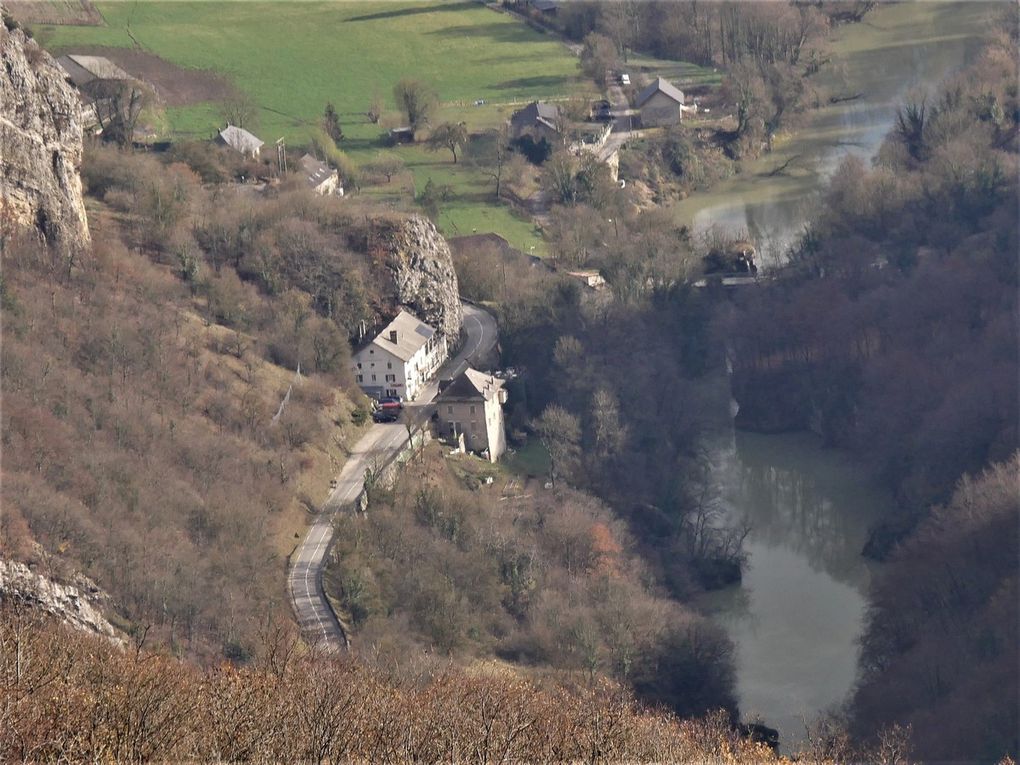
[688,2,994,750]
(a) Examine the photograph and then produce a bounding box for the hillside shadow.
[346,2,477,22]
[428,22,544,46]
[491,75,567,91]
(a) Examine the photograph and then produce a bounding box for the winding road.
[287,303,498,651]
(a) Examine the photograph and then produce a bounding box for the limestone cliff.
[381,214,462,340]
[0,559,122,642]
[0,11,90,251]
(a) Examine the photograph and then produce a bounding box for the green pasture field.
[37,0,585,249]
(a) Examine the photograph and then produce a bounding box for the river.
[699,430,891,749]
[673,1,993,266]
[687,2,993,752]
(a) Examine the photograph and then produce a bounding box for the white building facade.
[352,310,447,401]
[437,368,508,462]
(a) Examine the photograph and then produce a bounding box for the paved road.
[606,80,634,134]
[287,302,498,651]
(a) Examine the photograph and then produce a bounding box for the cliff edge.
[382,214,462,340]
[0,10,90,252]
[0,559,122,642]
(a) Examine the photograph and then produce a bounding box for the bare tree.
[92,81,151,147]
[467,124,513,199]
[220,91,260,129]
[426,121,468,164]
[392,78,438,133]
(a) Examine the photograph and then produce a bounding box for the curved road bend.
[288,303,498,651]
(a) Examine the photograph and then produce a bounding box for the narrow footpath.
[287,303,498,651]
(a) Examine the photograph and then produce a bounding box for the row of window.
[356,373,397,384]
[447,404,477,415]
[356,361,393,370]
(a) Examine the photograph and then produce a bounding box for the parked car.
[592,99,612,121]
[377,396,404,410]
[372,408,401,423]
[620,73,630,85]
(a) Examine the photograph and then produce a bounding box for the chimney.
[389,330,398,343]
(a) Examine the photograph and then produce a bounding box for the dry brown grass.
[5,0,102,26]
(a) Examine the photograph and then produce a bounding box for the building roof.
[56,54,132,88]
[298,153,336,189]
[218,124,264,155]
[440,367,506,402]
[510,101,561,132]
[635,77,686,108]
[566,270,607,288]
[530,0,559,11]
[365,310,436,363]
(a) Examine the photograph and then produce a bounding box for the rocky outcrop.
[0,559,122,642]
[381,214,462,340]
[0,11,90,252]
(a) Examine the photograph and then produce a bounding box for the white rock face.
[383,214,462,340]
[0,11,90,252]
[0,559,122,642]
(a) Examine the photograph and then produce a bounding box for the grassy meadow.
[36,1,594,248]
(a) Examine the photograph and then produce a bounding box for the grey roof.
[367,310,436,363]
[531,0,559,10]
[510,101,561,132]
[635,77,685,108]
[56,54,132,88]
[440,367,505,402]
[218,124,264,155]
[298,153,336,188]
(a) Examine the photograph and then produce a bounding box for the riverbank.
[671,1,992,264]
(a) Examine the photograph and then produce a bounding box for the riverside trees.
[851,456,1019,762]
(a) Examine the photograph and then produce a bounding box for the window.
[356,374,363,383]
[385,374,395,382]
[357,362,362,369]
[370,362,375,368]
[371,374,376,382]
[447,405,453,414]
[369,349,374,354]
[469,405,476,415]
[387,361,392,369]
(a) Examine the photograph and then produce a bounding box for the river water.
[699,430,891,748]
[685,2,993,751]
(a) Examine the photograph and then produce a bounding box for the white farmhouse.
[216,124,264,158]
[352,310,447,401]
[298,153,343,196]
